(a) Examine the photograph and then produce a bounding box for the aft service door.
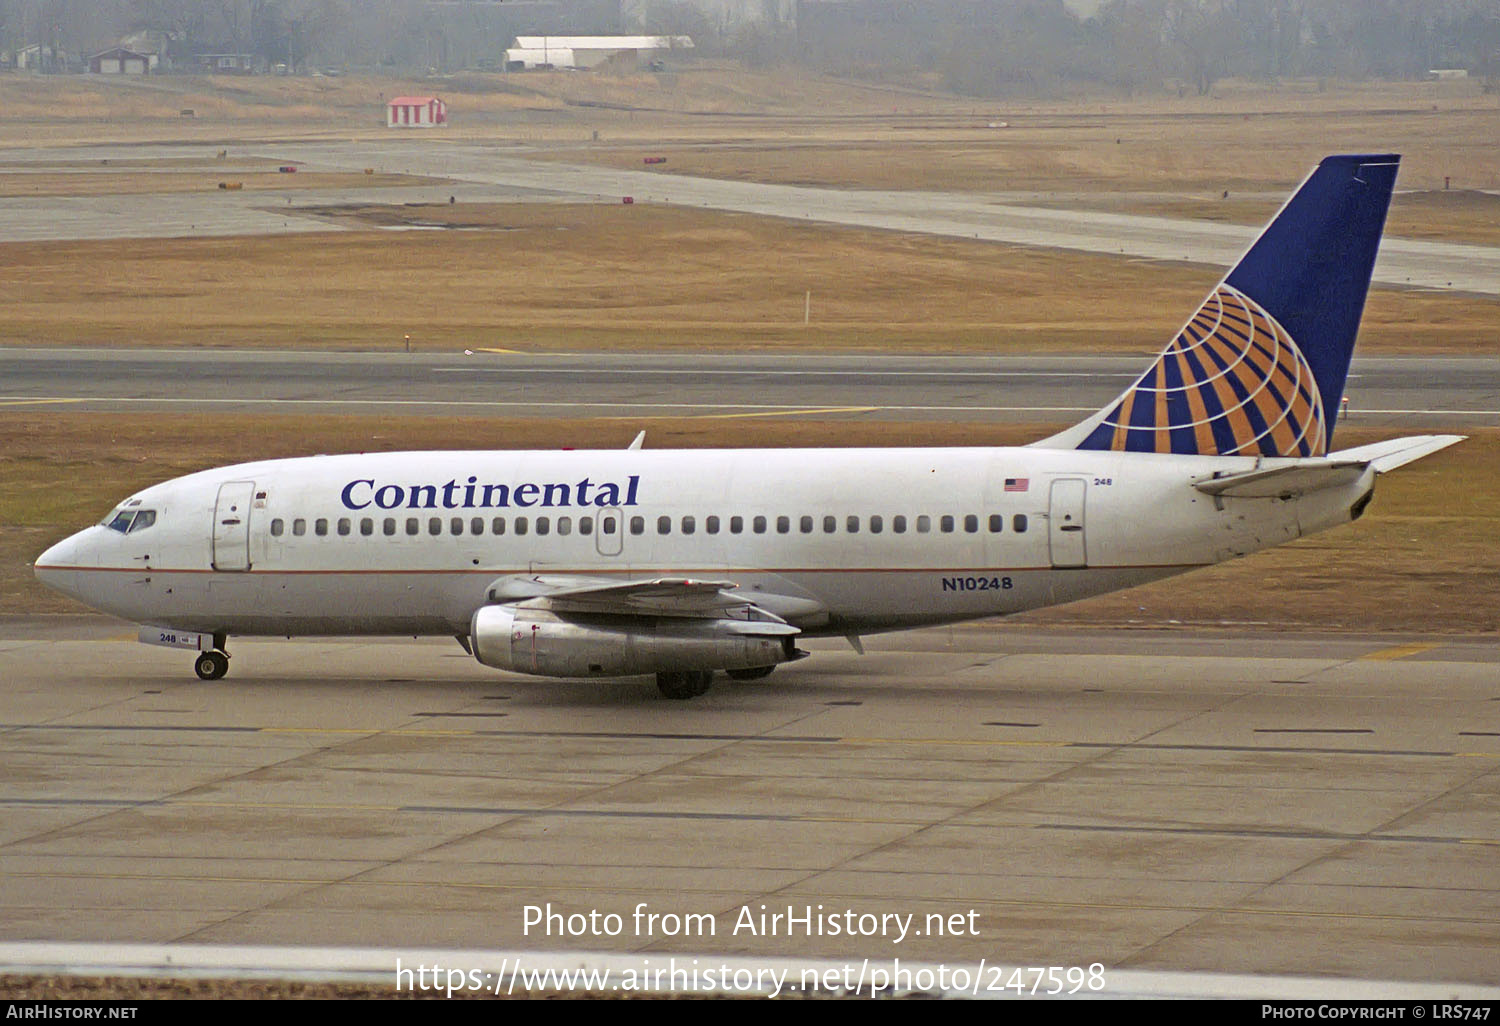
[1048,478,1087,568]
[595,507,624,557]
[212,481,256,571]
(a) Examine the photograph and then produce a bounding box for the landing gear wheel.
[194,650,229,681]
[727,666,776,681]
[656,669,713,700]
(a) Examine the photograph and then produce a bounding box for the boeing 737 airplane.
[35,153,1462,698]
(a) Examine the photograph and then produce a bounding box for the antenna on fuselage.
[628,431,646,451]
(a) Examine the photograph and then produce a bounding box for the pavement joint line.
[6,794,1492,848]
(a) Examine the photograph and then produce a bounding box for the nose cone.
[34,529,94,601]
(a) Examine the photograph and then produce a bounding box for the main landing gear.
[655,670,714,700]
[655,665,778,699]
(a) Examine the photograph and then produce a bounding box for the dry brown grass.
[540,92,1500,192]
[4,412,1493,634]
[3,72,1497,196]
[0,169,442,198]
[2,202,1494,354]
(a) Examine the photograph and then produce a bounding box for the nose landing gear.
[194,649,230,680]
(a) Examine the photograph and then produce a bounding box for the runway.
[4,347,1498,428]
[3,141,1497,295]
[0,617,1495,984]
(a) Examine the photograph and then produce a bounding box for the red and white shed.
[386,96,447,128]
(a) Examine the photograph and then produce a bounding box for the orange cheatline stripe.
[36,561,1213,576]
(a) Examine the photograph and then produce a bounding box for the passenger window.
[964,514,979,533]
[1013,514,1028,533]
[893,515,907,534]
[293,518,306,537]
[337,518,350,537]
[558,516,572,536]
[870,515,883,534]
[846,515,860,534]
[515,517,528,536]
[658,515,671,535]
[730,516,743,534]
[471,517,484,536]
[753,516,766,534]
[601,515,616,535]
[706,516,719,535]
[382,518,395,536]
[270,518,284,537]
[451,517,463,535]
[800,516,814,534]
[776,516,790,534]
[630,516,644,535]
[315,518,328,537]
[536,517,550,536]
[916,515,931,533]
[989,514,1003,533]
[823,515,836,534]
[682,516,695,535]
[429,517,442,536]
[405,517,419,536]
[579,516,593,535]
[360,518,373,536]
[492,517,506,535]
[940,515,955,533]
[128,510,156,533]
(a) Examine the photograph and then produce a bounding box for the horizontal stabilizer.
[1195,434,1464,499]
[1194,461,1368,499]
[1326,434,1466,473]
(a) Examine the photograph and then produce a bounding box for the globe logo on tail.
[1079,284,1327,457]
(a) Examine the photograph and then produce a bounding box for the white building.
[504,35,693,71]
[89,48,151,75]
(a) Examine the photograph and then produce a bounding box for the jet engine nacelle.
[470,605,800,678]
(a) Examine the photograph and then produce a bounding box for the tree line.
[2,0,1497,94]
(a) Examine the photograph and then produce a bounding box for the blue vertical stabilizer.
[1042,154,1399,457]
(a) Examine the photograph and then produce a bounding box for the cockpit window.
[104,509,157,534]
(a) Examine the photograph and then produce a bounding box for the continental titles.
[341,475,640,511]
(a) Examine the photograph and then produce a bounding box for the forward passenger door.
[211,481,256,571]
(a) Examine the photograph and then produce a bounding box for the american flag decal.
[1004,478,1029,492]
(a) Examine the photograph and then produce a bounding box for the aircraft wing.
[485,573,793,624]
[1194,435,1464,499]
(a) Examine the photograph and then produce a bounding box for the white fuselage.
[34,446,1371,639]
